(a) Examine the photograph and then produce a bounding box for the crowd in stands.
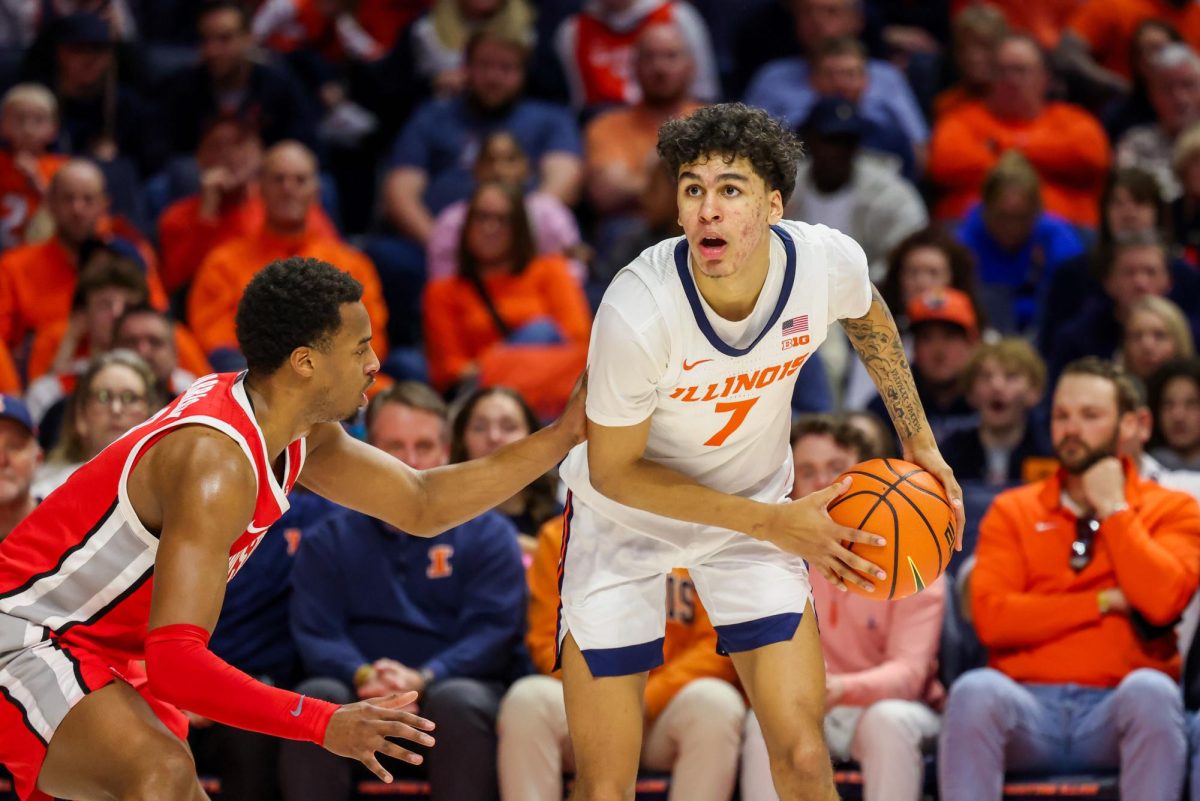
[5,1,1200,800]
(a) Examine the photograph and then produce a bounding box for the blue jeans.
[506,317,563,346]
[1189,712,1200,801]
[938,667,1186,801]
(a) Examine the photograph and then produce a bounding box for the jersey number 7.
[705,398,759,446]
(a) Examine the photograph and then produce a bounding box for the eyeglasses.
[1070,517,1099,572]
[87,389,148,411]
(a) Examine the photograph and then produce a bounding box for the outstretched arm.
[840,286,965,540]
[300,375,588,537]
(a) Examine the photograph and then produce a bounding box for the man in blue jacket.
[279,382,527,801]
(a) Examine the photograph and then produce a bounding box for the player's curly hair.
[657,103,804,204]
[236,257,364,374]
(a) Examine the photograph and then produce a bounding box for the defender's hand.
[771,478,888,593]
[907,446,965,549]
[323,692,436,783]
[552,369,588,449]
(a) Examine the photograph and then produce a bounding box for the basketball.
[826,458,956,600]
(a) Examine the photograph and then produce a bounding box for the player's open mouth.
[698,236,727,258]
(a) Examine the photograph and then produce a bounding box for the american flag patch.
[782,315,809,335]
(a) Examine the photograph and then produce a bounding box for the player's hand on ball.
[773,477,888,593]
[323,692,436,783]
[906,446,964,549]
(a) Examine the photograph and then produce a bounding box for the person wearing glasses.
[32,349,162,498]
[938,357,1200,801]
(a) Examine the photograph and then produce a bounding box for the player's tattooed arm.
[840,286,932,445]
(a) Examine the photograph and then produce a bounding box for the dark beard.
[1054,430,1120,475]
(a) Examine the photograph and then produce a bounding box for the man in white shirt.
[556,103,963,801]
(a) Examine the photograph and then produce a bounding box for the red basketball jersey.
[0,371,304,663]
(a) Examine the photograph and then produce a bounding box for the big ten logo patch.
[782,335,810,351]
[427,544,455,579]
[665,572,696,625]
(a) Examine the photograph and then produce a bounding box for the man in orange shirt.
[157,115,336,296]
[928,33,1110,227]
[0,83,67,248]
[188,140,388,366]
[0,159,165,349]
[1058,0,1200,92]
[497,505,745,801]
[939,357,1200,801]
[584,21,704,216]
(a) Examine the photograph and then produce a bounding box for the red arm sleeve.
[145,622,338,744]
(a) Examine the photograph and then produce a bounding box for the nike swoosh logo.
[682,359,712,371]
[290,696,304,717]
[1034,522,1057,531]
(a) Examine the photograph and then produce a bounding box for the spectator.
[252,0,425,61]
[786,97,927,281]
[409,0,536,96]
[941,337,1051,487]
[1116,43,1200,201]
[428,131,584,284]
[868,287,979,443]
[163,0,315,154]
[449,386,562,555]
[0,83,66,248]
[382,29,583,247]
[553,0,719,113]
[0,159,165,348]
[499,494,743,801]
[955,150,1085,333]
[951,0,1079,51]
[845,408,896,459]
[1149,357,1200,471]
[112,305,206,399]
[1170,121,1200,264]
[844,226,984,411]
[594,153,680,285]
[0,395,40,538]
[929,33,1110,227]
[934,4,1007,119]
[741,415,945,801]
[1049,233,1190,381]
[280,381,526,801]
[188,140,388,365]
[745,2,928,167]
[32,348,161,497]
[188,488,339,801]
[1058,0,1200,96]
[423,180,591,417]
[939,357,1200,801]
[38,11,164,178]
[157,114,337,296]
[1122,295,1196,382]
[1104,18,1183,143]
[584,21,704,217]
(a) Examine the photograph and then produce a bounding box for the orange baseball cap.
[907,288,979,339]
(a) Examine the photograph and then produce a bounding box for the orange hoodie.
[526,510,739,720]
[187,228,389,355]
[972,460,1200,686]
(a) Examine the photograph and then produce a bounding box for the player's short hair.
[235,257,364,375]
[790,414,871,462]
[963,337,1047,397]
[1,83,57,118]
[1059,357,1142,416]
[366,381,448,431]
[657,103,804,204]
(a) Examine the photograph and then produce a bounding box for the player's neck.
[691,236,772,321]
[241,373,311,457]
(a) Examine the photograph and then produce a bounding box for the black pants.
[279,676,504,801]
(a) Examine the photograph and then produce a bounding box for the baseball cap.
[801,97,865,139]
[907,288,979,339]
[54,12,113,47]
[0,395,35,437]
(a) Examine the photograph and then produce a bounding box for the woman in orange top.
[423,180,591,417]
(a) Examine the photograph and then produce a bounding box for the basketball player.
[556,103,964,801]
[0,257,585,801]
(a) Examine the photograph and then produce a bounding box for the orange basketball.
[825,458,956,600]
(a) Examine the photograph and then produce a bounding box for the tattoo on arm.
[841,287,931,443]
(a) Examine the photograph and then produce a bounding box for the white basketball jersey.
[560,220,872,545]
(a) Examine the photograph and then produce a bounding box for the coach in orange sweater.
[188,141,388,359]
[496,510,744,801]
[929,34,1109,227]
[939,357,1200,801]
